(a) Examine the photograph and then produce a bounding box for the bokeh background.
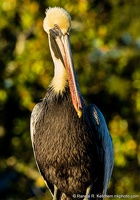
[0,0,140,199]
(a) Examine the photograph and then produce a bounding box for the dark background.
[0,0,140,199]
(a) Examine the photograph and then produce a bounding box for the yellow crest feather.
[43,7,71,35]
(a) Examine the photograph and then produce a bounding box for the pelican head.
[43,7,71,35]
[43,7,82,118]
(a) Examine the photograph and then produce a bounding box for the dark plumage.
[31,87,113,199]
[30,7,113,200]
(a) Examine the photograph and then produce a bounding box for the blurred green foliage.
[0,0,140,199]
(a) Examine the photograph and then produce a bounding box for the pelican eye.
[53,24,63,37]
[54,24,60,30]
[49,25,64,40]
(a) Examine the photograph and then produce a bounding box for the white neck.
[49,39,68,94]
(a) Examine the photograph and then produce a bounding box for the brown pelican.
[30,7,113,200]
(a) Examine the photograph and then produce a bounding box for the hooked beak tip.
[77,108,82,118]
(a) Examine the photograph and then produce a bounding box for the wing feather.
[30,102,54,195]
[86,104,114,194]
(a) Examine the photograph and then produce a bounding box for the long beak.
[49,29,83,118]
